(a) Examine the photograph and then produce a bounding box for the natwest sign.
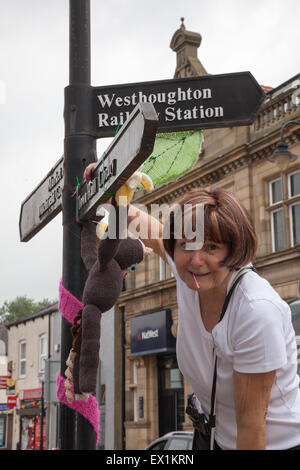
[131,310,176,357]
[138,329,159,341]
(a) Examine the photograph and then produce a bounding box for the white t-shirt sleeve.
[232,298,288,373]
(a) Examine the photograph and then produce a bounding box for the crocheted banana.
[96,169,154,241]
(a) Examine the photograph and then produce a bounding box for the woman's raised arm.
[83,163,167,262]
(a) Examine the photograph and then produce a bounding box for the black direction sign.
[19,102,158,241]
[77,101,158,221]
[19,156,64,242]
[92,71,265,138]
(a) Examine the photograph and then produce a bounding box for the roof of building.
[5,302,59,329]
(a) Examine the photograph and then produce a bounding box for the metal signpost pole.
[60,0,97,450]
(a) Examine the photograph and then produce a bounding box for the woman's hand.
[83,162,97,183]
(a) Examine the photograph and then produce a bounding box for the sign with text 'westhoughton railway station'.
[19,71,264,242]
[92,71,264,137]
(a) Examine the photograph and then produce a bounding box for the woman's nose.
[189,249,207,265]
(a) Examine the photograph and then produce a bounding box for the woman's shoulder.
[235,270,291,320]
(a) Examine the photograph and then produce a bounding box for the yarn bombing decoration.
[56,169,153,445]
[56,128,202,443]
[141,130,203,187]
[57,281,100,443]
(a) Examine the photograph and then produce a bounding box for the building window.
[269,178,282,205]
[0,340,6,356]
[289,170,300,247]
[19,341,26,378]
[290,203,300,246]
[39,334,47,372]
[268,170,300,252]
[288,170,300,199]
[159,258,167,281]
[271,208,285,252]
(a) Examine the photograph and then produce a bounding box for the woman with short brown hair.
[158,187,300,450]
[133,186,300,450]
[163,188,258,269]
[84,163,300,450]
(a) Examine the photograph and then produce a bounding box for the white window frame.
[19,340,26,378]
[270,208,285,252]
[39,334,47,372]
[269,177,282,206]
[289,201,300,247]
[288,170,300,199]
[159,257,167,281]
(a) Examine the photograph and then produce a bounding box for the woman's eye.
[207,244,217,251]
[180,242,189,250]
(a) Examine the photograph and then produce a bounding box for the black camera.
[186,394,211,437]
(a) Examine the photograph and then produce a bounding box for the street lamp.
[268,120,300,171]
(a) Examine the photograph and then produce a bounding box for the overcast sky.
[0,0,300,307]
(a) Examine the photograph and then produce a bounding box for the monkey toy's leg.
[72,322,82,396]
[78,304,101,395]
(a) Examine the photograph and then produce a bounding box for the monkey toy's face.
[82,238,147,313]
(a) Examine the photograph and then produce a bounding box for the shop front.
[0,405,13,449]
[18,388,46,450]
[125,309,188,449]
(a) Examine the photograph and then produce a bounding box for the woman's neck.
[198,271,232,305]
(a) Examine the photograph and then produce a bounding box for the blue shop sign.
[130,309,176,357]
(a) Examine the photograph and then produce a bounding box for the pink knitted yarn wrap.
[56,372,99,443]
[59,279,84,323]
[57,279,100,443]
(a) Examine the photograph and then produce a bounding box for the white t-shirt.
[166,253,300,450]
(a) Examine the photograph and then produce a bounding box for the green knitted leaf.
[142,130,203,187]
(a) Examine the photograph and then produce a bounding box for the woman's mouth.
[190,271,210,278]
[191,271,210,289]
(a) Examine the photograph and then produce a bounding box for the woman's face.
[173,239,231,294]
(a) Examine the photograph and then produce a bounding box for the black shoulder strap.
[219,266,256,322]
[208,266,256,448]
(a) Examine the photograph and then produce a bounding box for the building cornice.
[254,246,300,269]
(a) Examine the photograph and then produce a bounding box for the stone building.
[0,324,12,449]
[116,20,300,450]
[5,304,60,450]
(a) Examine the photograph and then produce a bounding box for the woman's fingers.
[83,162,97,183]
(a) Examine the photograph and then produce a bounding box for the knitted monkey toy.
[64,170,153,402]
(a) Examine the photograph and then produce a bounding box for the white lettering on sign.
[165,105,224,122]
[96,86,224,129]
[141,329,159,340]
[48,167,64,191]
[38,166,64,218]
[98,111,131,128]
[97,87,212,109]
[39,186,62,217]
